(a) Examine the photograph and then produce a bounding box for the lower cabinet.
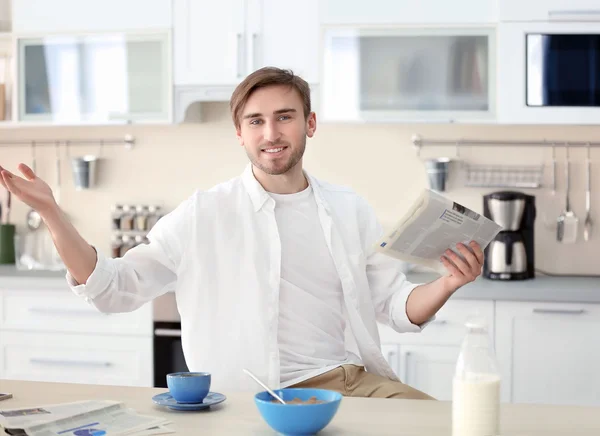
[495,301,600,407]
[382,343,460,400]
[0,285,154,387]
[399,345,460,401]
[0,331,153,387]
[381,298,600,407]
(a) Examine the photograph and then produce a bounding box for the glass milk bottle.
[452,317,500,436]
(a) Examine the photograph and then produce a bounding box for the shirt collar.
[241,163,329,213]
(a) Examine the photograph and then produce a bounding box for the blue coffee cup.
[166,372,211,404]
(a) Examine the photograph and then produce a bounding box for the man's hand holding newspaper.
[375,189,502,293]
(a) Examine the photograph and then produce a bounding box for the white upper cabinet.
[173,0,320,87]
[173,0,321,121]
[322,26,496,123]
[12,0,171,33]
[246,0,320,84]
[321,0,498,24]
[500,0,600,22]
[16,32,172,124]
[173,0,245,87]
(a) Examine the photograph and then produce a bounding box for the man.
[0,67,484,399]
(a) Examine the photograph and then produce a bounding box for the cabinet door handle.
[548,10,600,19]
[387,350,396,362]
[251,33,259,72]
[432,320,448,325]
[154,328,182,337]
[30,358,112,367]
[236,33,244,77]
[532,308,585,315]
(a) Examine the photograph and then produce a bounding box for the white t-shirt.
[269,183,360,386]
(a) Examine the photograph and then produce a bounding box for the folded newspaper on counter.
[374,189,502,274]
[0,400,174,436]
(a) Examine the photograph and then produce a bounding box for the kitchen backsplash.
[1,103,600,276]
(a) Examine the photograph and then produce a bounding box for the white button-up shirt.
[68,164,430,392]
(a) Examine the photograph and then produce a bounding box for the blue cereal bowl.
[254,388,342,435]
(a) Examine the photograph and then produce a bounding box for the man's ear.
[236,127,244,146]
[306,112,317,138]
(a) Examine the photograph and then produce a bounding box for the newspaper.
[0,400,174,436]
[374,189,502,274]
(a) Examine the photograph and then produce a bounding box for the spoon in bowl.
[242,368,286,405]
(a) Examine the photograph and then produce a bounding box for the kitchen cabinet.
[15,32,171,124]
[173,0,245,87]
[321,0,498,25]
[495,301,600,406]
[499,0,600,22]
[174,0,319,87]
[0,289,152,336]
[0,331,152,387]
[12,0,171,33]
[321,26,496,123]
[172,0,320,121]
[381,344,400,376]
[379,299,495,400]
[399,345,460,401]
[0,285,153,387]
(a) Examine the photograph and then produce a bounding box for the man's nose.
[263,121,281,143]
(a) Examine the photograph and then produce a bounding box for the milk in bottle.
[452,317,500,436]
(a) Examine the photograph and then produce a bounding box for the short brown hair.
[230,67,311,129]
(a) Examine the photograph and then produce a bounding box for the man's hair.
[230,66,311,129]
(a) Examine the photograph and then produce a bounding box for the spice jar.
[147,205,163,229]
[134,205,148,231]
[111,234,122,258]
[120,205,135,231]
[134,235,145,246]
[111,204,123,230]
[120,235,136,257]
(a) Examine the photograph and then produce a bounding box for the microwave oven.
[497,21,600,124]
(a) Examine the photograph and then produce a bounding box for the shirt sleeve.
[358,197,436,333]
[66,193,196,313]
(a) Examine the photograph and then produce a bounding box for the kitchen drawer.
[0,290,152,336]
[379,299,495,346]
[0,331,153,387]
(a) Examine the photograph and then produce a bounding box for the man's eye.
[278,115,291,121]
[250,119,262,125]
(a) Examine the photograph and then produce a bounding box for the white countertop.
[2,265,600,303]
[0,379,598,435]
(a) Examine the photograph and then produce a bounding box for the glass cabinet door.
[18,32,170,123]
[322,27,495,123]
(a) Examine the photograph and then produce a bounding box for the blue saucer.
[152,392,226,411]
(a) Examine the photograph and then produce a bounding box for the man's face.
[236,85,316,176]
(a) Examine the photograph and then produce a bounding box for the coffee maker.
[483,191,535,280]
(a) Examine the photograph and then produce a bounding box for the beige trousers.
[290,364,435,400]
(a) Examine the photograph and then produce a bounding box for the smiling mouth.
[262,146,288,154]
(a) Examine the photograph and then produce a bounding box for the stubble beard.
[247,136,306,176]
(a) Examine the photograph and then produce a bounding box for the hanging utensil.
[551,142,556,196]
[26,141,42,231]
[557,142,578,243]
[242,368,286,405]
[584,142,593,241]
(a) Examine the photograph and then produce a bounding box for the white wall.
[1,102,599,275]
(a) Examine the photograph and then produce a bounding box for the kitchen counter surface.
[408,271,600,304]
[2,265,600,303]
[0,379,598,435]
